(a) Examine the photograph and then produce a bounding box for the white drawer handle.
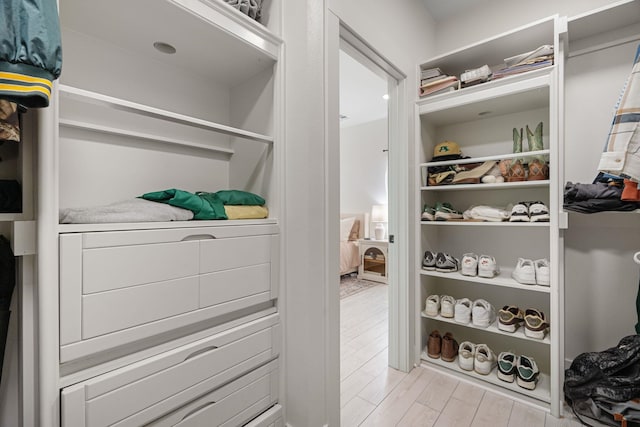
[181,234,217,241]
[183,345,218,362]
[178,401,217,424]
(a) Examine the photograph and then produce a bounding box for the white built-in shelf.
[568,0,640,45]
[421,352,551,404]
[420,313,551,344]
[58,85,274,144]
[60,0,282,87]
[421,150,550,168]
[418,70,551,124]
[420,180,549,192]
[420,269,551,294]
[59,119,235,156]
[57,218,278,234]
[420,220,549,227]
[418,16,555,79]
[0,213,26,222]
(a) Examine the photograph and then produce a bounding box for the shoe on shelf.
[509,202,529,222]
[524,308,549,340]
[458,341,476,371]
[422,294,440,317]
[497,351,517,383]
[472,299,496,328]
[474,344,497,375]
[426,330,441,359]
[434,202,464,221]
[534,259,550,286]
[422,250,436,270]
[435,252,459,273]
[421,204,435,221]
[512,258,537,285]
[478,254,499,278]
[498,305,524,333]
[528,201,550,222]
[527,159,549,181]
[441,332,458,362]
[461,253,478,276]
[440,295,456,318]
[454,298,472,324]
[506,160,527,182]
[516,355,540,390]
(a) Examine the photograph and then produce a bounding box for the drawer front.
[244,404,283,427]
[60,228,278,363]
[83,241,199,293]
[61,316,279,427]
[145,362,279,427]
[200,235,272,273]
[200,263,271,308]
[82,277,199,339]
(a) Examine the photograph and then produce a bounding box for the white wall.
[340,118,388,216]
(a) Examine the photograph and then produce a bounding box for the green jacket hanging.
[0,0,63,108]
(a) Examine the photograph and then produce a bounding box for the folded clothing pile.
[563,180,640,214]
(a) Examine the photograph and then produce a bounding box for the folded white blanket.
[463,205,512,222]
[59,198,194,224]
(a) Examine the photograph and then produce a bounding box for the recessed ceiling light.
[382,94,389,100]
[153,41,176,54]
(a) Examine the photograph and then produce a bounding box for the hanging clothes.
[0,0,63,108]
[598,44,640,182]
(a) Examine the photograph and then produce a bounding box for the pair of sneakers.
[497,352,540,390]
[461,253,499,278]
[421,202,463,221]
[498,306,549,339]
[453,298,495,328]
[422,251,459,273]
[512,258,550,286]
[509,201,549,222]
[422,294,456,318]
[458,342,497,375]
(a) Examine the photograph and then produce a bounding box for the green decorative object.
[526,122,546,162]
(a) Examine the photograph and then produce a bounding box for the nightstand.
[358,239,388,284]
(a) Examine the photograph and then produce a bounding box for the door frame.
[325,12,410,396]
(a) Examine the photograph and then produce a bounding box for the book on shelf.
[420,67,443,80]
[420,74,451,87]
[491,56,553,80]
[504,45,554,67]
[419,77,459,97]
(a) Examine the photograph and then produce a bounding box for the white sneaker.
[534,259,550,286]
[478,254,499,278]
[471,299,495,328]
[528,201,550,222]
[461,253,478,276]
[509,202,529,222]
[474,344,497,375]
[512,258,536,285]
[440,295,456,318]
[458,341,476,371]
[422,294,440,317]
[454,298,472,324]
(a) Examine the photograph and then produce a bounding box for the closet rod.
[569,34,640,59]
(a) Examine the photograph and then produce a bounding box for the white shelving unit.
[35,0,284,425]
[415,15,564,416]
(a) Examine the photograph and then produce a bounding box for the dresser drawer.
[61,314,279,427]
[59,225,279,363]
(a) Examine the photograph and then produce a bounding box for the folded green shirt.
[140,189,227,220]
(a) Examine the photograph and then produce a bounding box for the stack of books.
[419,68,459,97]
[491,45,554,80]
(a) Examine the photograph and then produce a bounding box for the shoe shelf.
[420,149,550,169]
[419,269,551,294]
[420,352,551,404]
[420,180,549,192]
[420,313,551,345]
[420,221,550,227]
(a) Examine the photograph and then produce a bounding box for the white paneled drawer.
[61,314,280,427]
[59,225,279,363]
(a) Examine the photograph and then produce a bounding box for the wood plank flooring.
[340,284,584,427]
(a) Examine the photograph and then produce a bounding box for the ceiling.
[339,50,388,128]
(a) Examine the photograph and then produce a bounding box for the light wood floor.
[340,283,583,427]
